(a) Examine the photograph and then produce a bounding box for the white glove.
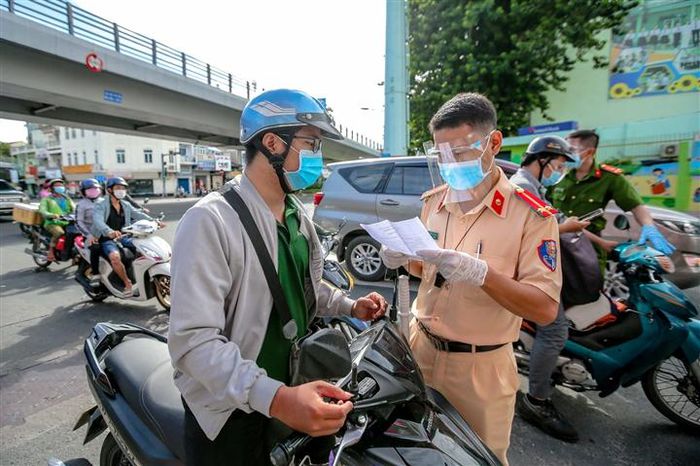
[417,249,488,286]
[379,246,410,269]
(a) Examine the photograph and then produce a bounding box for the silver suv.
[313,156,700,288]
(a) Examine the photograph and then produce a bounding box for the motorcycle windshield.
[349,322,423,388]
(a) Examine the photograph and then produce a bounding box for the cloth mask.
[113,190,127,200]
[85,187,101,199]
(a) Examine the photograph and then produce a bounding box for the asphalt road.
[0,198,698,466]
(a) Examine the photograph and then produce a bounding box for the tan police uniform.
[409,167,562,465]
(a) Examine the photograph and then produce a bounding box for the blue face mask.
[565,152,582,169]
[541,168,566,187]
[438,154,489,190]
[285,150,323,191]
[53,186,66,194]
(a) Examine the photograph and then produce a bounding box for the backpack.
[559,232,603,309]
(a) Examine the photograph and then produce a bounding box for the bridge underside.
[0,11,378,161]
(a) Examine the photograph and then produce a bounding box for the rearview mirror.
[292,328,351,386]
[614,214,630,231]
[143,197,150,205]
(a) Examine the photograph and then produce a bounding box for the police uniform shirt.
[413,168,562,346]
[548,163,642,235]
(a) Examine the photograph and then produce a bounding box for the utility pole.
[161,151,173,197]
[383,0,409,156]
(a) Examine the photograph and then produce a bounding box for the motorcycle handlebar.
[269,432,311,466]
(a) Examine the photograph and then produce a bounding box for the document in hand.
[361,217,441,258]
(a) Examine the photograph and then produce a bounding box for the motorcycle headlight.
[656,219,700,236]
[653,255,676,274]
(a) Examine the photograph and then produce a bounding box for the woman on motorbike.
[39,179,75,262]
[75,178,103,276]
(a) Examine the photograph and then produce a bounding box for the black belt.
[418,321,506,353]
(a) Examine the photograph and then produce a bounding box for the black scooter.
[50,305,500,465]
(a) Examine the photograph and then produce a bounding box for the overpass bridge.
[0,0,381,162]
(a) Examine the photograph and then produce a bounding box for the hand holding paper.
[361,217,440,259]
[379,246,410,269]
[417,249,488,287]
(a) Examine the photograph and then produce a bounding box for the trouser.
[45,224,64,249]
[89,243,101,275]
[183,400,289,466]
[409,320,519,466]
[528,304,568,399]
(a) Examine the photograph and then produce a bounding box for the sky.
[0,0,387,144]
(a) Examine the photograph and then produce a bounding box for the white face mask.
[113,189,127,200]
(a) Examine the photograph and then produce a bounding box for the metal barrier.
[0,0,382,151]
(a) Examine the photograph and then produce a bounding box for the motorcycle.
[50,302,500,465]
[318,223,353,293]
[74,218,171,311]
[24,215,83,269]
[514,215,700,433]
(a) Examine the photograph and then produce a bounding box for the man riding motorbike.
[39,178,75,262]
[168,88,388,466]
[92,177,159,297]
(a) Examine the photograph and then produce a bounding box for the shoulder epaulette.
[513,187,558,218]
[600,164,623,175]
[421,184,448,200]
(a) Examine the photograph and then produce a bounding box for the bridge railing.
[0,0,382,152]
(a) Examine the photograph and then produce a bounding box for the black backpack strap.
[221,188,298,341]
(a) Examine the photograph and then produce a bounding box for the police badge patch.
[537,240,558,272]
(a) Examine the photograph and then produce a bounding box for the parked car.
[0,179,30,215]
[313,156,700,288]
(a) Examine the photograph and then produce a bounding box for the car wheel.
[345,235,385,282]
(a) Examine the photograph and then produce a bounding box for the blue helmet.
[106,177,128,189]
[79,178,101,194]
[240,89,343,144]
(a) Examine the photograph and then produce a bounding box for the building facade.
[501,0,699,213]
[9,123,241,197]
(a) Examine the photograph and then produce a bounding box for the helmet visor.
[296,112,343,140]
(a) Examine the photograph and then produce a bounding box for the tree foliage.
[0,142,11,158]
[407,0,637,148]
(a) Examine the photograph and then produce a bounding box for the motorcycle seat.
[105,338,186,460]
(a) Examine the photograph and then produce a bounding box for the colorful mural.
[609,1,699,99]
[630,161,678,198]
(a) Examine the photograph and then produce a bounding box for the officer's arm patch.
[537,239,558,271]
[600,164,623,175]
[513,187,558,218]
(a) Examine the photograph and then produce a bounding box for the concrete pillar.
[384,0,409,156]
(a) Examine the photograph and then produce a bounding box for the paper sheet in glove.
[361,217,440,259]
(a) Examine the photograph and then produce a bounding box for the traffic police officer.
[549,129,675,269]
[381,93,561,465]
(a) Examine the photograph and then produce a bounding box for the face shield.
[424,130,495,203]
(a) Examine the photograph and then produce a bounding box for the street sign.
[45,168,62,179]
[103,90,123,104]
[517,120,578,136]
[215,155,231,171]
[85,52,104,72]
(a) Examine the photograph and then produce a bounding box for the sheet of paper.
[392,217,440,254]
[361,217,439,257]
[362,220,412,256]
